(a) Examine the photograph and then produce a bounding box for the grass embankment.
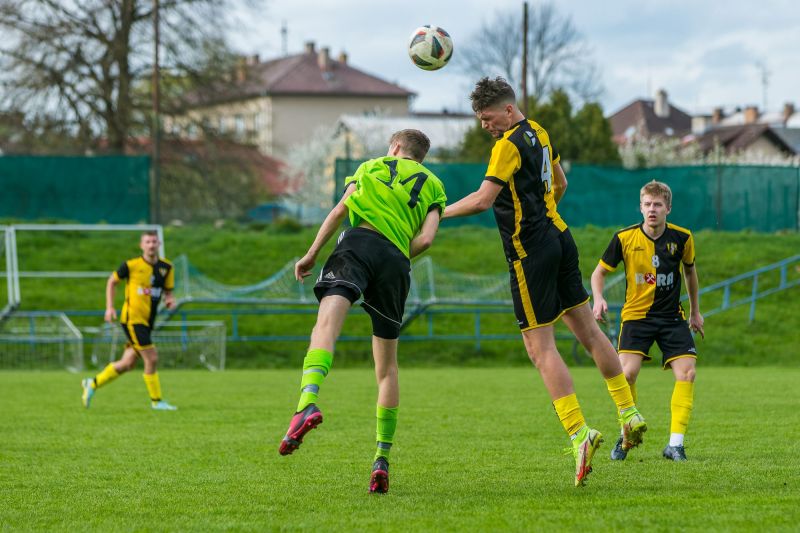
[8,224,800,367]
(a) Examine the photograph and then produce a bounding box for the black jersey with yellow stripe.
[484,118,566,262]
[114,256,175,327]
[599,222,695,321]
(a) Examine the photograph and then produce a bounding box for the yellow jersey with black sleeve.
[113,256,175,327]
[485,118,566,262]
[599,223,695,322]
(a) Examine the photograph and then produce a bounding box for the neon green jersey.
[344,156,447,257]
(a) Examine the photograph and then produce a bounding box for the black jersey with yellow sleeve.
[485,119,566,262]
[113,256,175,327]
[599,223,695,321]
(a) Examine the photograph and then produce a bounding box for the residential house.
[608,89,692,143]
[171,42,415,158]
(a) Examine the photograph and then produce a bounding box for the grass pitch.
[2,367,798,531]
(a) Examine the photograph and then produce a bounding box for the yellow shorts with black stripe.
[121,323,154,351]
[509,228,589,331]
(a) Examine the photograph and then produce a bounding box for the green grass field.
[2,367,798,531]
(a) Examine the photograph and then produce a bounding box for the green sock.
[296,348,333,412]
[375,404,399,460]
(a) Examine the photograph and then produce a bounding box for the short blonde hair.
[640,180,672,207]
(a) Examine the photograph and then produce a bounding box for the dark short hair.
[389,129,431,162]
[470,77,516,113]
[141,230,158,239]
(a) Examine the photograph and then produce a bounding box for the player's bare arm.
[443,179,503,218]
[164,289,176,310]
[295,185,355,281]
[590,264,610,322]
[104,274,118,322]
[553,163,568,204]
[409,208,442,258]
[683,262,704,338]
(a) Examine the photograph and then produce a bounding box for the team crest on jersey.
[523,131,537,147]
[159,267,168,277]
[666,242,678,255]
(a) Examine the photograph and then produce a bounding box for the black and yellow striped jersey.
[599,223,695,322]
[113,256,174,327]
[485,118,566,262]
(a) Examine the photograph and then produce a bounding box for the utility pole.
[151,0,161,224]
[521,1,529,115]
[756,60,770,112]
[281,20,288,56]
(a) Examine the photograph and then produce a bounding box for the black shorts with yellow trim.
[121,322,154,351]
[509,228,589,331]
[313,227,411,340]
[617,316,697,368]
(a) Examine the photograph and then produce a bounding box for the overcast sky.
[230,0,799,117]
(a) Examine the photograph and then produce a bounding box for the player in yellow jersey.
[81,230,178,411]
[443,77,646,487]
[591,180,704,461]
[278,130,446,494]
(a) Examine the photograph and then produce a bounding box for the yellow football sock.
[143,372,162,402]
[553,393,586,437]
[606,373,635,413]
[670,380,694,434]
[629,382,638,404]
[94,363,119,389]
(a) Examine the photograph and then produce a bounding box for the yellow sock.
[630,382,638,404]
[94,363,119,389]
[143,373,162,402]
[605,373,635,413]
[553,393,586,437]
[670,380,694,434]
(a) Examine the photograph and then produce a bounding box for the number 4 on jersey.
[382,160,428,208]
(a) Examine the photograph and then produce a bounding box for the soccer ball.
[408,25,453,71]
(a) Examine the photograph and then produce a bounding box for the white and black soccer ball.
[408,25,453,71]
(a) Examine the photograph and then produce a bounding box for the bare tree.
[455,2,603,103]
[0,0,261,152]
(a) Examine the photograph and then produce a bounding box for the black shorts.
[314,227,411,339]
[617,317,697,368]
[509,228,589,330]
[121,323,154,351]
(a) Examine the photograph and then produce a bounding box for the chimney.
[318,46,331,71]
[304,41,315,54]
[338,51,348,64]
[654,89,670,118]
[235,56,246,83]
[783,102,795,124]
[744,105,759,124]
[712,107,724,124]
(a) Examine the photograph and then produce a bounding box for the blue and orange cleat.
[279,404,323,456]
[369,457,389,494]
[81,378,95,408]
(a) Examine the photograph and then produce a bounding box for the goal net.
[89,321,227,370]
[0,312,83,371]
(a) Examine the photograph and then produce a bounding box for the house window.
[254,112,263,131]
[235,114,245,137]
[218,116,226,133]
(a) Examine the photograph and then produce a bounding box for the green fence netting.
[335,160,800,232]
[0,155,150,223]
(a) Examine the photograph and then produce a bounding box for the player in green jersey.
[278,129,447,494]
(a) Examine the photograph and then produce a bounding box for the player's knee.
[676,365,696,382]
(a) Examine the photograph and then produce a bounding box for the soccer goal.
[0,311,84,371]
[89,321,227,371]
[1,224,227,371]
